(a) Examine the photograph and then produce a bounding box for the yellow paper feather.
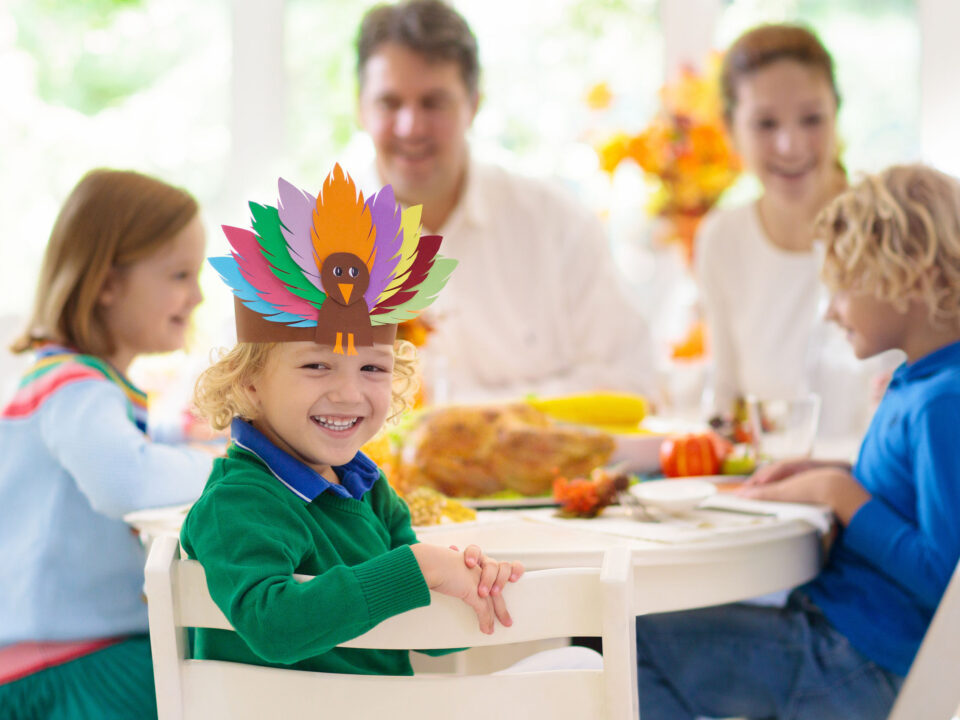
[377,204,422,304]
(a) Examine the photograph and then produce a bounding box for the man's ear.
[355,92,366,129]
[468,90,481,123]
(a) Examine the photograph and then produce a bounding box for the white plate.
[629,479,717,513]
[675,474,748,484]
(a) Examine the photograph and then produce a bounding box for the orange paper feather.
[310,164,377,273]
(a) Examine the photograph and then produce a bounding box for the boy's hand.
[744,458,852,487]
[453,544,524,627]
[411,544,515,634]
[739,467,871,525]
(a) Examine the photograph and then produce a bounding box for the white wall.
[918,0,960,175]
[660,0,722,79]
[223,0,286,209]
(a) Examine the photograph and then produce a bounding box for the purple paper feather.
[224,225,315,318]
[277,178,324,291]
[363,184,404,308]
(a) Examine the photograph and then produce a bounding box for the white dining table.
[125,496,829,617]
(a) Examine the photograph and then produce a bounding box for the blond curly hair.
[193,339,419,431]
[816,164,960,329]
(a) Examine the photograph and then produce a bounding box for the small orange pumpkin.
[659,433,722,477]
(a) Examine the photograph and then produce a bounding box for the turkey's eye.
[333,266,343,277]
[348,266,359,278]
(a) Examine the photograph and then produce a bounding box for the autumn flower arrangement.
[593,54,741,263]
[396,316,434,349]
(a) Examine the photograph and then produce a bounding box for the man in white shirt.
[355,0,658,403]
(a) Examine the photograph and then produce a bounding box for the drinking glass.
[746,394,821,461]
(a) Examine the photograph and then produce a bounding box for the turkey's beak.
[339,284,353,303]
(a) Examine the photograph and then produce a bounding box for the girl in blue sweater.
[0,169,213,719]
[636,165,960,719]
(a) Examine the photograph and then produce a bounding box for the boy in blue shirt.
[636,164,960,720]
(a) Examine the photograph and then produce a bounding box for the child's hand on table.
[745,457,852,488]
[739,466,871,526]
[411,543,522,634]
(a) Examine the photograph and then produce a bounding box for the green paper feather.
[250,202,326,308]
[371,258,457,325]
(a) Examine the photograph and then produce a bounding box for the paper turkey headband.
[211,164,457,354]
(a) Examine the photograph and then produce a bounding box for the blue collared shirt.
[804,339,960,676]
[230,417,380,503]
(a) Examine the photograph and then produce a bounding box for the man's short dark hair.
[357,0,479,96]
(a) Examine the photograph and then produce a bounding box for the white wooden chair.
[888,561,960,720]
[144,536,638,720]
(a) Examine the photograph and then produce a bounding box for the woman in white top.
[697,24,884,436]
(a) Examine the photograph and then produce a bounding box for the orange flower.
[597,132,631,175]
[670,319,706,360]
[593,53,741,254]
[397,316,434,348]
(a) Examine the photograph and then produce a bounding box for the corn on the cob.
[527,392,649,428]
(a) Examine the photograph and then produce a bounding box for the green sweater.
[180,444,432,675]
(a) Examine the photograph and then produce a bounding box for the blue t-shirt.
[804,339,960,676]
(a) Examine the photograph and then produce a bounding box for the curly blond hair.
[193,339,420,431]
[816,164,960,329]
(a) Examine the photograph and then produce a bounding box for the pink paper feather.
[223,225,315,318]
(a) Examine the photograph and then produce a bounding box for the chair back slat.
[173,550,605,647]
[180,661,606,720]
[342,569,603,648]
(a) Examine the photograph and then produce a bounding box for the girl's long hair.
[11,168,197,357]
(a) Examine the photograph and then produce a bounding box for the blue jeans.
[635,591,903,720]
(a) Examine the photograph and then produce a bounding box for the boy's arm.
[378,473,420,549]
[842,397,960,610]
[373,476,522,636]
[181,482,430,665]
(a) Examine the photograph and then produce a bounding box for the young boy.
[636,164,960,720]
[181,166,524,676]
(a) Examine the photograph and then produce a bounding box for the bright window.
[0,0,230,317]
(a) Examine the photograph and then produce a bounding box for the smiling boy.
[180,168,527,678]
[636,164,960,720]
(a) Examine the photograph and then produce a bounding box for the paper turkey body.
[210,164,456,350]
[316,251,372,354]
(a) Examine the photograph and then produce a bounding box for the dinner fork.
[617,490,661,523]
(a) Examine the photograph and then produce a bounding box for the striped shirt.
[0,345,210,673]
